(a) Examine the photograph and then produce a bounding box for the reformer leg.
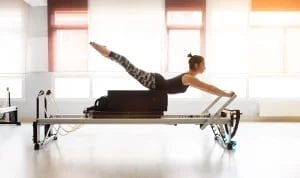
[225,123,236,150]
[209,112,239,150]
[33,121,41,150]
[225,110,240,150]
[10,110,21,125]
[211,123,233,150]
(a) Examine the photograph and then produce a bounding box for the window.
[165,0,205,73]
[248,28,284,74]
[53,11,88,72]
[167,30,201,72]
[0,1,26,74]
[48,0,88,72]
[0,1,26,99]
[166,11,203,72]
[207,31,248,74]
[206,2,249,74]
[250,12,300,26]
[250,1,300,74]
[88,0,164,73]
[54,29,88,72]
[247,0,300,99]
[285,29,300,73]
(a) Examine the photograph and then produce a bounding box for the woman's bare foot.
[89,42,111,57]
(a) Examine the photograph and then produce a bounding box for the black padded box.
[107,90,167,112]
[86,90,168,118]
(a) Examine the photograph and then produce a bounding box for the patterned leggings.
[109,51,156,90]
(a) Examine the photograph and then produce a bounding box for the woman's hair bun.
[187,53,193,58]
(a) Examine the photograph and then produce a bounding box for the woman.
[90,42,234,97]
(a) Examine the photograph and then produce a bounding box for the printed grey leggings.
[109,51,156,89]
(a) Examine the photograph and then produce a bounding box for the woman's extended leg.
[90,42,156,90]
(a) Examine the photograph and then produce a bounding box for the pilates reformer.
[0,88,20,125]
[32,90,240,150]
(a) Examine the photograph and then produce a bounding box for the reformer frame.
[0,88,20,125]
[32,94,240,150]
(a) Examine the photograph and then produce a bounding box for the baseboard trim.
[241,116,300,122]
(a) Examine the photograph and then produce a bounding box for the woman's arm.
[182,75,234,97]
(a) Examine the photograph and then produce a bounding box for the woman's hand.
[224,91,235,97]
[89,42,111,57]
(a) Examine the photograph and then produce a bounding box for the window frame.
[48,0,88,72]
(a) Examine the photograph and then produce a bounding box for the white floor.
[0,122,300,178]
